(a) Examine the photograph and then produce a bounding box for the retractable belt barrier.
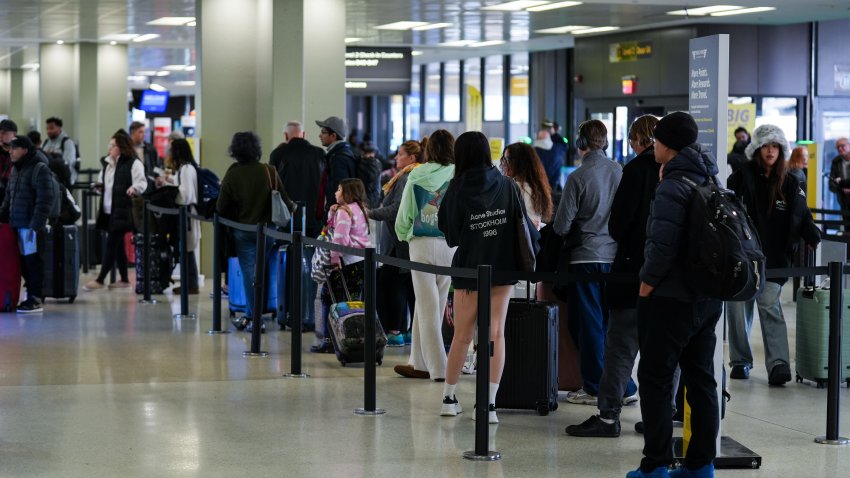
[127,204,848,457]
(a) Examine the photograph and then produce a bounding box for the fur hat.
[745,124,790,160]
[653,111,698,151]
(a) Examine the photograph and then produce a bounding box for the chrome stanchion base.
[207,330,231,335]
[243,351,270,358]
[462,451,501,461]
[139,299,158,304]
[354,408,386,416]
[173,314,197,320]
[283,373,310,379]
[815,436,850,445]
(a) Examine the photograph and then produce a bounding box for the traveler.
[216,132,291,332]
[727,125,820,385]
[358,144,383,210]
[129,121,162,180]
[566,115,659,438]
[370,140,423,346]
[0,135,56,313]
[312,178,371,353]
[269,120,324,331]
[788,146,808,195]
[84,132,147,291]
[553,119,622,406]
[156,138,201,295]
[734,126,751,144]
[533,129,564,192]
[42,117,79,185]
[393,129,456,381]
[316,116,357,215]
[726,140,748,175]
[0,119,17,199]
[501,142,553,229]
[628,111,722,478]
[829,137,850,218]
[438,131,534,424]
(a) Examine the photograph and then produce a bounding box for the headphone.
[576,120,609,152]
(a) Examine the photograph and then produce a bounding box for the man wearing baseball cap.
[628,111,722,478]
[315,116,357,215]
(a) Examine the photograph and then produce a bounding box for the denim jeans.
[232,229,258,319]
[566,262,610,396]
[637,296,722,472]
[301,246,317,328]
[20,249,44,300]
[726,281,789,372]
[597,307,639,417]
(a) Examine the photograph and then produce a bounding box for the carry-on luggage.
[41,224,80,303]
[495,294,560,415]
[325,262,387,366]
[794,249,850,387]
[0,224,22,312]
[537,282,583,391]
[134,233,174,295]
[227,248,280,318]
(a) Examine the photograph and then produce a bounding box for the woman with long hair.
[370,140,423,346]
[501,142,553,229]
[84,132,147,290]
[393,130,456,381]
[438,131,533,424]
[727,125,820,385]
[787,145,808,195]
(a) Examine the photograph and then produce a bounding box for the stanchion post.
[244,223,269,357]
[81,191,89,273]
[174,205,195,319]
[139,200,157,304]
[355,247,385,415]
[464,264,500,461]
[815,261,850,445]
[208,214,228,334]
[284,231,308,378]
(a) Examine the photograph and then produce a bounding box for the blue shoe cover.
[669,463,714,478]
[626,466,669,478]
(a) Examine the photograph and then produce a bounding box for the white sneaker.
[440,395,463,416]
[565,389,598,406]
[462,353,477,375]
[471,404,499,424]
[622,393,639,406]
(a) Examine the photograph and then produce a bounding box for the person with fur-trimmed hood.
[726,124,820,385]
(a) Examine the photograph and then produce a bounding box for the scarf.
[382,163,421,195]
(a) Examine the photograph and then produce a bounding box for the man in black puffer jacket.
[0,135,56,313]
[628,112,722,478]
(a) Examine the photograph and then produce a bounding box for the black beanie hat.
[9,134,34,150]
[653,111,698,152]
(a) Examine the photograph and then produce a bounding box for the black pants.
[97,229,129,283]
[377,264,414,333]
[637,295,722,471]
[21,250,44,300]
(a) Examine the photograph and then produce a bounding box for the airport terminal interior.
[2,1,850,476]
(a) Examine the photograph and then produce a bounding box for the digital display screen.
[139,90,170,113]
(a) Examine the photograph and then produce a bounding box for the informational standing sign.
[688,33,729,457]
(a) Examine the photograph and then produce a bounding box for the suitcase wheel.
[68,296,76,304]
[795,373,802,384]
[341,361,347,367]
[551,401,558,412]
[377,359,383,366]
[536,403,550,416]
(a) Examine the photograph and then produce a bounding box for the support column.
[39,43,78,138]
[0,70,9,115]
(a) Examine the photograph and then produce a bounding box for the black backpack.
[678,175,765,302]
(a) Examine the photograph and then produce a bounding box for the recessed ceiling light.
[375,21,430,30]
[710,6,776,16]
[527,1,582,12]
[155,71,170,76]
[186,21,196,27]
[667,5,743,16]
[345,37,362,43]
[412,23,453,31]
[100,33,140,42]
[149,83,168,92]
[135,70,158,76]
[162,64,191,71]
[109,41,117,45]
[127,75,147,82]
[571,26,620,35]
[483,1,550,11]
[147,17,196,26]
[535,25,590,34]
[174,81,196,86]
[439,40,478,47]
[411,50,424,56]
[133,34,160,42]
[185,65,196,71]
[22,63,40,70]
[56,40,64,45]
[468,40,506,47]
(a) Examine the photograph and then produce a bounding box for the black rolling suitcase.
[495,295,559,415]
[134,233,173,294]
[325,263,387,366]
[42,224,80,303]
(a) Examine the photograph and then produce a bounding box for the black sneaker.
[565,415,621,437]
[730,365,750,379]
[17,298,43,314]
[440,395,463,416]
[768,363,792,386]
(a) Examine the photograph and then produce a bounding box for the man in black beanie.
[627,111,722,478]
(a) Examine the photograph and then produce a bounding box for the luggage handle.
[325,260,352,304]
[804,247,816,290]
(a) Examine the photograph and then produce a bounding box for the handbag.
[310,232,333,283]
[510,179,540,272]
[265,165,291,227]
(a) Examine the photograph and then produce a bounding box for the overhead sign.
[609,41,653,63]
[345,47,412,96]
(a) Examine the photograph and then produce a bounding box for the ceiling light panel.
[133,34,160,42]
[375,21,430,30]
[526,1,582,12]
[345,37,362,43]
[710,6,776,16]
[147,17,196,26]
[439,40,477,47]
[100,33,139,42]
[468,40,506,47]
[571,26,620,35]
[535,25,590,34]
[412,23,453,31]
[667,6,742,16]
[482,1,550,11]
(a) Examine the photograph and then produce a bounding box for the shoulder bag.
[265,165,291,227]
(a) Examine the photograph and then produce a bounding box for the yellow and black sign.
[609,41,653,63]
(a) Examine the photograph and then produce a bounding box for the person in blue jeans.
[553,119,622,406]
[217,131,291,332]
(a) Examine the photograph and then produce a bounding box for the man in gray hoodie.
[553,119,622,407]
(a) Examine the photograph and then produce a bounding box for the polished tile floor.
[1,277,848,477]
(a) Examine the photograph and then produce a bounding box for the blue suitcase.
[227,248,280,318]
